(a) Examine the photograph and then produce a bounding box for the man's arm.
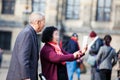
[17,32,32,79]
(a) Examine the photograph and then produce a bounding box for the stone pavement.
[0,54,118,80]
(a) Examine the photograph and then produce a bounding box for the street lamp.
[89,0,94,30]
[23,0,30,26]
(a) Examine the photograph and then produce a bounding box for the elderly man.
[6,12,45,80]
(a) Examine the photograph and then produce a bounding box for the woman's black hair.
[41,26,58,43]
[103,34,112,45]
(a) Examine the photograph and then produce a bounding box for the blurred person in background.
[87,31,103,80]
[66,33,81,80]
[96,35,117,80]
[116,49,120,80]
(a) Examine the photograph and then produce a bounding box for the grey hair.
[29,12,45,24]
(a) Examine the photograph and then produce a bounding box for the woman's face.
[52,30,59,44]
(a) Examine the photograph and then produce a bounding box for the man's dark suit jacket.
[6,25,39,80]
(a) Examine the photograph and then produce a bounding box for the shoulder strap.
[102,47,113,62]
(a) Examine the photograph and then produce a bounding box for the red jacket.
[40,43,75,80]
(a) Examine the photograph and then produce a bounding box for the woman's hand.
[73,44,88,59]
[73,51,82,59]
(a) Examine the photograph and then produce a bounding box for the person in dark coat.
[88,31,103,80]
[66,33,81,80]
[40,26,87,80]
[6,12,45,80]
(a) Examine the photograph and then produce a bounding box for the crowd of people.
[86,31,117,80]
[4,12,120,80]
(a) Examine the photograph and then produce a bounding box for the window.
[2,0,15,14]
[32,0,46,13]
[96,0,112,21]
[0,31,12,50]
[65,0,80,20]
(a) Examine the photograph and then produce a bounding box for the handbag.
[79,62,87,74]
[77,60,87,74]
[87,55,96,66]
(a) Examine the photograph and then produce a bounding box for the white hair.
[29,12,45,24]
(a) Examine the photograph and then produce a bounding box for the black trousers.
[57,64,68,80]
[99,69,111,80]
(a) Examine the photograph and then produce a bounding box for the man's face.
[37,17,45,32]
[90,37,95,40]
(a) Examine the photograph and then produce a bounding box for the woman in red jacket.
[40,26,87,80]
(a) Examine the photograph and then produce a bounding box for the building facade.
[0,0,120,51]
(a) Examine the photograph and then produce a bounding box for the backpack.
[99,38,104,47]
[87,38,104,66]
[97,38,104,53]
[90,38,104,55]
